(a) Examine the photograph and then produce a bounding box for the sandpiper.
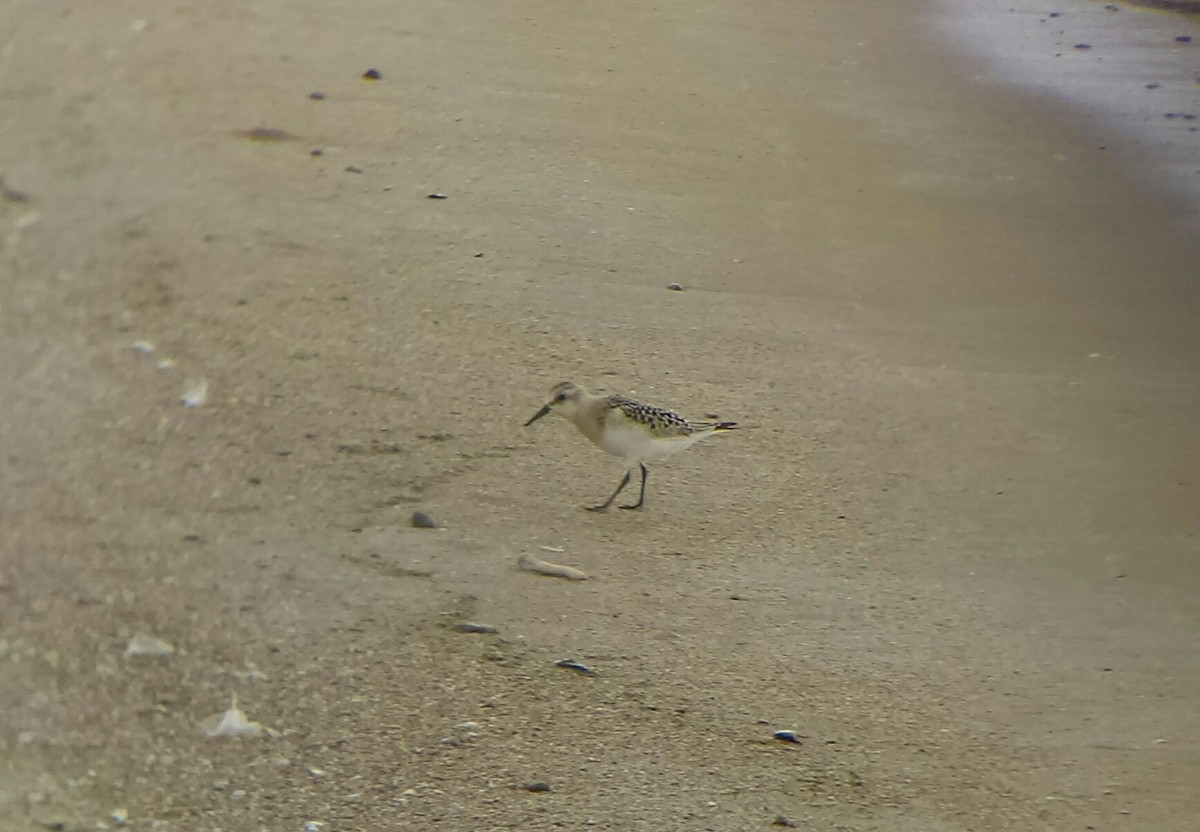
[524,381,737,512]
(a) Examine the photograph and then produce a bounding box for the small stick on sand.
[517,553,588,581]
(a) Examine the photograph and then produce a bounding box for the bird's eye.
[555,393,567,403]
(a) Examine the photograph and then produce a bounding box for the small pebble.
[773,818,798,829]
[310,149,324,157]
[772,730,803,744]
[237,127,297,143]
[308,92,326,100]
[427,192,448,199]
[667,282,683,291]
[555,658,595,675]
[1074,43,1092,50]
[523,782,551,793]
[453,622,499,634]
[1175,35,1192,43]
[0,176,32,203]
[411,511,437,529]
[345,165,362,174]
[362,68,381,80]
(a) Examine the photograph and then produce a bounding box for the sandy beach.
[2,0,1198,829]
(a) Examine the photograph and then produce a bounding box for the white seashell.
[200,694,263,738]
[125,634,174,656]
[181,379,209,407]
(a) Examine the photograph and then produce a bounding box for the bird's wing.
[607,395,695,438]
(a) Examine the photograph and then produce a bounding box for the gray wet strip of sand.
[934,0,1200,221]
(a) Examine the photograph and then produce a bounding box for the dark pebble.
[237,127,298,142]
[183,533,203,543]
[362,68,381,80]
[0,176,32,203]
[1104,3,1120,9]
[248,476,262,485]
[1074,43,1092,50]
[523,782,551,793]
[308,92,326,100]
[427,192,448,199]
[411,511,437,529]
[772,730,803,744]
[773,818,798,829]
[1145,83,1161,89]
[453,622,499,634]
[1175,35,1192,43]
[345,165,363,174]
[554,658,595,675]
[310,149,324,156]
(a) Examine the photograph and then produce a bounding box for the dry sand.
[2,0,1198,830]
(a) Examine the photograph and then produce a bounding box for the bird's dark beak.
[524,403,552,427]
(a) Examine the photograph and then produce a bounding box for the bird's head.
[524,381,586,426]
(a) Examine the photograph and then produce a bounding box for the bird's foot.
[585,504,611,513]
[618,503,644,511]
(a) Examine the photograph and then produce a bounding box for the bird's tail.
[690,419,737,434]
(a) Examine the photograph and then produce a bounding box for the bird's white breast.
[597,413,704,463]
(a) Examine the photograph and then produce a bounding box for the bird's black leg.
[586,469,631,512]
[619,463,648,511]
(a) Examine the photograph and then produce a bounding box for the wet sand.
[939,0,1200,219]
[2,0,1198,829]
